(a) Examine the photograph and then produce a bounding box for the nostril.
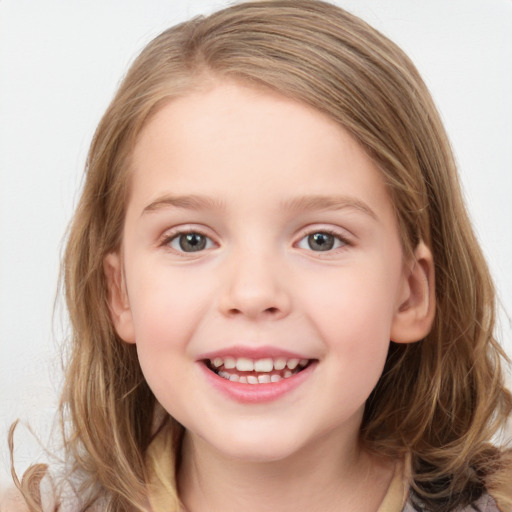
[220,288,291,319]
[226,306,280,317]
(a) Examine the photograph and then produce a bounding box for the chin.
[220,441,302,463]
[197,427,306,463]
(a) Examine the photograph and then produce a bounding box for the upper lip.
[196,345,313,361]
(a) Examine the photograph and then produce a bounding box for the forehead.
[128,80,394,222]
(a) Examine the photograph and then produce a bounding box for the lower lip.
[199,362,317,403]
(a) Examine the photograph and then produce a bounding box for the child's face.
[109,80,414,462]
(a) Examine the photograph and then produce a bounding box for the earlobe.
[390,241,436,344]
[104,252,136,344]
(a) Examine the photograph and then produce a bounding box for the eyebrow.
[281,195,377,220]
[142,194,227,215]
[141,193,377,220]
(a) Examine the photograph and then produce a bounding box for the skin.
[105,80,434,512]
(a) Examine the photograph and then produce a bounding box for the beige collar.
[377,461,409,512]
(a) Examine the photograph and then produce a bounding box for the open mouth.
[204,356,313,384]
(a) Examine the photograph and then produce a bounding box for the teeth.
[236,357,254,371]
[273,358,287,370]
[287,358,299,370]
[254,358,273,372]
[209,355,312,383]
[224,357,236,369]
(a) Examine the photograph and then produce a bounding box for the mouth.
[204,356,314,384]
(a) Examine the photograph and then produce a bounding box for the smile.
[206,356,311,384]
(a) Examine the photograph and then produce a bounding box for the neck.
[177,428,394,512]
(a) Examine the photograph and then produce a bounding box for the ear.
[104,252,136,344]
[390,241,435,344]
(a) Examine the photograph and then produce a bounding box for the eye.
[297,231,347,252]
[167,232,214,253]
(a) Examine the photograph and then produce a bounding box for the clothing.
[402,495,501,512]
[378,461,501,512]
[28,434,502,512]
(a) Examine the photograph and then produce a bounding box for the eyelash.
[295,228,350,253]
[160,228,215,255]
[159,227,351,255]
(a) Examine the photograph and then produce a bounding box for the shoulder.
[0,487,29,512]
[471,494,502,512]
[402,493,502,512]
[0,475,87,512]
[0,478,59,512]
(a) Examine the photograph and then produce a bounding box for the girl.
[10,0,512,510]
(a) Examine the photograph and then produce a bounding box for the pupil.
[180,233,206,252]
[308,233,334,251]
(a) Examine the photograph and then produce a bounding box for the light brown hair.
[13,1,512,510]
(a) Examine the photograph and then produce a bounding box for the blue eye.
[297,232,346,252]
[168,232,214,252]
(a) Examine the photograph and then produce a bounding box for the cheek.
[126,263,213,353]
[302,264,398,334]
[125,265,215,408]
[297,261,399,374]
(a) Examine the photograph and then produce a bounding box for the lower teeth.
[216,368,297,384]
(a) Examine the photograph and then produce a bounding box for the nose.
[218,246,292,321]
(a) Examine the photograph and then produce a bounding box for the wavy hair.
[14,1,512,510]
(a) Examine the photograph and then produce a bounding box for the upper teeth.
[210,356,309,372]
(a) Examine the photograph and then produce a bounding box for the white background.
[1,0,511,493]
